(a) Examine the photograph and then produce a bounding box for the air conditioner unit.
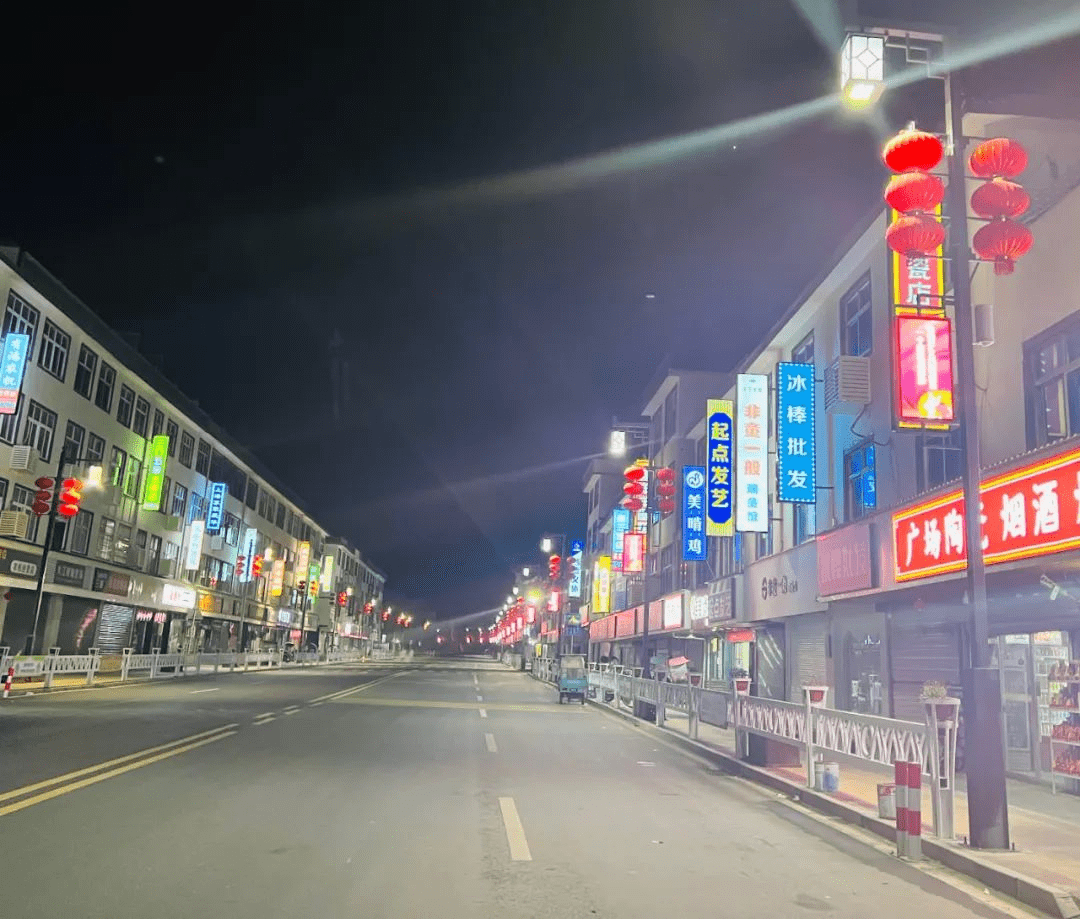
[7,445,36,473]
[0,510,29,538]
[163,515,183,532]
[209,536,225,551]
[156,558,178,579]
[824,356,871,413]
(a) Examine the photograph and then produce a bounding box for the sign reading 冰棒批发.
[206,482,228,533]
[776,362,816,503]
[568,539,584,598]
[706,399,733,537]
[0,333,31,415]
[736,375,769,532]
[611,507,631,572]
[682,465,706,561]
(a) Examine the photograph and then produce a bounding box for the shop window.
[166,419,179,456]
[842,631,885,714]
[116,384,135,428]
[37,319,71,381]
[844,441,877,520]
[74,344,98,399]
[69,509,93,555]
[1024,315,1080,447]
[3,290,40,348]
[95,362,116,413]
[841,272,873,357]
[22,400,57,462]
[133,396,150,438]
[917,429,963,492]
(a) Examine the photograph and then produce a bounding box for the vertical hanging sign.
[0,333,30,415]
[682,466,707,561]
[611,507,630,571]
[622,532,645,573]
[776,362,816,503]
[206,482,228,533]
[270,558,285,597]
[706,399,734,537]
[595,555,611,614]
[141,434,170,510]
[568,539,584,598]
[184,519,205,570]
[735,374,769,532]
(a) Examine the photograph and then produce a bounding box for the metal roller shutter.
[788,613,828,702]
[890,625,960,722]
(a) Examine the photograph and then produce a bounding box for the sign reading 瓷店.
[735,375,769,533]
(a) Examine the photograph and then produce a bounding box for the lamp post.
[840,27,1009,849]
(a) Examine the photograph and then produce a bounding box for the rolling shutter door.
[788,613,828,702]
[890,625,960,722]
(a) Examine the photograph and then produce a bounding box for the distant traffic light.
[297,579,307,595]
[251,555,264,578]
[548,554,561,580]
[337,591,348,607]
[32,476,54,516]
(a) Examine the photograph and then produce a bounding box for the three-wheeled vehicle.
[557,653,588,704]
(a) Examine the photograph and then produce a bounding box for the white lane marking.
[283,705,301,715]
[477,694,483,702]
[253,715,276,724]
[309,701,325,706]
[498,797,532,861]
[190,687,220,694]
[479,708,488,718]
[310,670,409,703]
[485,733,498,753]
[256,712,276,719]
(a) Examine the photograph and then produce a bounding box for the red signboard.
[526,604,536,624]
[817,522,874,596]
[623,533,645,573]
[726,629,756,643]
[894,315,954,426]
[894,445,1080,582]
[590,615,613,640]
[615,608,637,637]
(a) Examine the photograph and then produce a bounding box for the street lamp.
[540,537,552,554]
[522,567,530,577]
[838,25,1009,849]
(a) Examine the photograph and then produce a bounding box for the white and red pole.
[894,761,922,858]
[894,761,909,857]
[2,665,14,699]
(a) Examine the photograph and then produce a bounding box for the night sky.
[3,1,1077,618]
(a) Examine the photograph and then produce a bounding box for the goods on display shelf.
[1048,659,1080,793]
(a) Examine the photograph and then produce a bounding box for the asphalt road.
[0,658,1024,918]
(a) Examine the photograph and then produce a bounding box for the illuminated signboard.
[736,374,769,532]
[320,554,335,590]
[296,541,311,577]
[706,399,734,537]
[269,558,285,597]
[894,444,1080,582]
[0,333,30,415]
[611,508,631,572]
[595,555,611,614]
[206,482,228,533]
[891,206,945,310]
[548,590,561,613]
[635,467,651,533]
[568,539,584,598]
[623,532,645,573]
[142,435,170,511]
[894,315,955,427]
[662,593,684,629]
[238,527,257,582]
[161,584,196,609]
[776,362,816,503]
[682,465,706,561]
[184,519,205,570]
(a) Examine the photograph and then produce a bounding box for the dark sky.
[3,1,1078,618]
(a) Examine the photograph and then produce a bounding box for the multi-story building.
[322,537,386,650]
[0,247,385,658]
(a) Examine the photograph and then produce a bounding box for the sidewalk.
[660,710,1080,908]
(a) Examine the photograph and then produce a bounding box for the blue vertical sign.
[611,507,630,571]
[706,399,734,537]
[0,333,31,415]
[682,465,707,561]
[206,481,228,533]
[568,539,584,598]
[776,362,816,503]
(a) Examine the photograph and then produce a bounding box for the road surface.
[0,658,1022,918]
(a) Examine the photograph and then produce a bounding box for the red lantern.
[884,171,944,213]
[972,219,1033,275]
[623,481,644,496]
[968,137,1027,179]
[969,177,1030,219]
[885,214,946,256]
[883,130,944,173]
[657,498,676,516]
[623,465,645,482]
[621,496,643,512]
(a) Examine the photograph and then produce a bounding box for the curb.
[585,697,1080,919]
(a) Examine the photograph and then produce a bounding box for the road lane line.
[256,712,276,718]
[485,733,498,753]
[190,688,220,694]
[0,731,237,816]
[498,797,532,861]
[309,701,325,706]
[479,708,487,718]
[477,694,483,702]
[308,670,408,703]
[0,724,239,803]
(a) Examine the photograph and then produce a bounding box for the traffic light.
[308,578,318,600]
[251,555,264,578]
[337,591,348,607]
[622,463,645,511]
[656,467,677,517]
[297,579,307,595]
[548,554,561,580]
[32,476,54,516]
[235,556,247,577]
[57,478,83,518]
[381,609,390,622]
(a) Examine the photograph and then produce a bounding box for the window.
[152,409,165,438]
[149,534,163,574]
[3,291,40,347]
[63,420,85,463]
[171,481,188,518]
[1025,318,1080,447]
[159,476,171,513]
[662,386,678,444]
[245,478,258,511]
[275,502,286,529]
[22,400,57,462]
[124,457,141,499]
[841,272,873,357]
[133,397,150,438]
[793,331,815,366]
[0,477,8,510]
[845,441,877,521]
[11,483,41,541]
[189,492,207,523]
[97,517,117,561]
[109,446,127,487]
[73,345,98,398]
[917,430,963,492]
[115,523,132,564]
[117,384,135,427]
[95,362,116,412]
[86,432,106,465]
[258,490,268,519]
[196,438,211,476]
[178,431,195,467]
[37,320,71,380]
[69,509,93,555]
[0,401,21,445]
[795,503,817,546]
[166,419,178,456]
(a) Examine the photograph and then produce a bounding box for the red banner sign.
[894,315,954,426]
[623,533,645,573]
[893,445,1080,582]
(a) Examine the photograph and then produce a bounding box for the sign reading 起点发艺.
[706,399,733,537]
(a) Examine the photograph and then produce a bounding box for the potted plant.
[731,668,751,695]
[802,677,828,705]
[920,679,960,722]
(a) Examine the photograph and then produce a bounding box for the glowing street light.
[608,430,627,457]
[840,32,886,107]
[540,537,552,554]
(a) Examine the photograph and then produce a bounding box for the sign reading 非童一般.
[706,399,733,537]
[776,362,816,503]
[735,375,768,533]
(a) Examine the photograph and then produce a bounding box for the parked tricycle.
[557,653,588,704]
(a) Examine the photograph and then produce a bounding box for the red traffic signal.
[251,555,264,578]
[296,579,307,594]
[235,556,247,577]
[337,591,348,607]
[364,601,374,616]
[548,554,561,580]
[58,478,83,518]
[381,609,390,621]
[32,475,55,516]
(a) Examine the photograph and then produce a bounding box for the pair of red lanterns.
[883,129,1033,276]
[32,476,83,518]
[622,464,676,517]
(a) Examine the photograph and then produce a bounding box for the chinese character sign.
[184,519,205,570]
[595,555,612,614]
[568,539,584,598]
[706,399,734,537]
[611,508,631,572]
[736,374,769,532]
[891,207,945,309]
[296,541,311,576]
[894,444,1080,582]
[895,315,955,425]
[682,465,707,561]
[776,362,816,503]
[206,482,228,533]
[623,532,645,573]
[270,558,285,597]
[141,435,170,511]
[0,333,30,415]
